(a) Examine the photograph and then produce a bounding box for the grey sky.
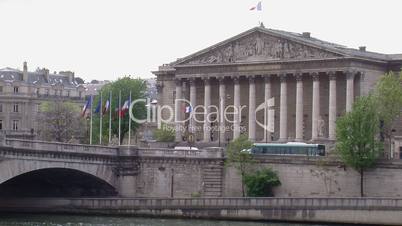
[0,0,401,82]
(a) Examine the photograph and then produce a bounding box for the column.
[248,77,256,141]
[189,78,197,134]
[311,73,320,140]
[174,79,182,142]
[346,71,355,112]
[263,76,272,142]
[203,78,211,142]
[279,74,288,142]
[295,73,304,141]
[233,77,240,139]
[328,72,337,140]
[218,77,226,143]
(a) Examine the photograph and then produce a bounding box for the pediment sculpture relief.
[183,32,339,65]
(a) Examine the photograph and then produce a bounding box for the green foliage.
[225,135,254,197]
[91,76,147,144]
[336,95,382,196]
[373,72,402,157]
[154,124,175,142]
[38,101,86,142]
[244,168,281,197]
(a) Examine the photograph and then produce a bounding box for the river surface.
[0,214,340,226]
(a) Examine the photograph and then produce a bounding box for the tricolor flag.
[185,105,192,113]
[120,99,130,117]
[103,99,110,116]
[81,97,92,117]
[250,1,262,11]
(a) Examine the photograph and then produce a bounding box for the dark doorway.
[0,168,117,197]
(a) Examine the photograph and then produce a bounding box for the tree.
[336,95,382,197]
[373,72,402,158]
[244,168,281,197]
[74,77,85,84]
[37,101,86,142]
[225,135,254,197]
[154,124,175,142]
[91,76,147,144]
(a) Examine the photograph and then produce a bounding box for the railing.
[4,138,118,156]
[69,197,402,209]
[137,147,224,158]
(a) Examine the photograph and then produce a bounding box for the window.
[0,86,3,92]
[13,104,19,112]
[12,120,18,130]
[67,90,70,97]
[0,120,2,130]
[36,88,40,95]
[0,104,2,112]
[79,91,82,98]
[45,89,49,96]
[13,87,19,93]
[172,91,176,104]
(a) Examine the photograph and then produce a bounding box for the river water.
[0,214,338,226]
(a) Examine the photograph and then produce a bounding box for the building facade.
[0,62,85,138]
[153,26,402,148]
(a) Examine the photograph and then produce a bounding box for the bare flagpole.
[128,91,132,146]
[118,90,121,146]
[99,92,102,145]
[108,90,112,144]
[90,95,93,145]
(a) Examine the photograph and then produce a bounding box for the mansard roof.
[170,26,394,67]
[0,67,81,88]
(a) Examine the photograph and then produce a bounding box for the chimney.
[359,46,366,52]
[23,61,28,81]
[302,32,311,38]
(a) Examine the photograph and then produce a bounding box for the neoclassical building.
[0,62,85,139]
[153,26,402,147]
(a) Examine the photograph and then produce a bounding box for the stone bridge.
[0,138,224,198]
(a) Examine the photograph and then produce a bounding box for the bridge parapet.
[4,138,118,156]
[136,147,223,159]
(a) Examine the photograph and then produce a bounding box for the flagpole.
[108,90,112,144]
[99,92,102,145]
[118,90,121,146]
[90,95,93,145]
[128,91,132,146]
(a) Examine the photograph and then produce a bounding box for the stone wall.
[224,156,402,197]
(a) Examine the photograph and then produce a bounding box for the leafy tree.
[336,95,382,197]
[37,101,86,142]
[154,124,175,142]
[373,72,402,158]
[74,77,85,84]
[225,135,254,197]
[91,76,147,144]
[244,168,281,197]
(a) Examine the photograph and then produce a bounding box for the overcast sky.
[0,0,401,82]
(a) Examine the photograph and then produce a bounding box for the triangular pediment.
[174,27,347,66]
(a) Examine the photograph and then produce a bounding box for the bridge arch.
[0,158,118,197]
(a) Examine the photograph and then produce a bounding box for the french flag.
[102,99,110,116]
[81,97,92,117]
[250,1,262,11]
[120,100,130,117]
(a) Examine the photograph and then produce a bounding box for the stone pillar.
[328,72,337,140]
[189,78,197,133]
[233,77,241,139]
[279,74,288,142]
[248,77,256,141]
[295,74,304,141]
[174,79,182,142]
[203,78,211,142]
[218,77,226,143]
[263,76,272,142]
[311,73,320,140]
[346,71,355,112]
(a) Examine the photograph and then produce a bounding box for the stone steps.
[202,164,224,197]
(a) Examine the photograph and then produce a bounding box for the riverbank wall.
[1,197,402,225]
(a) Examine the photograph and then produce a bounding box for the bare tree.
[37,101,87,143]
